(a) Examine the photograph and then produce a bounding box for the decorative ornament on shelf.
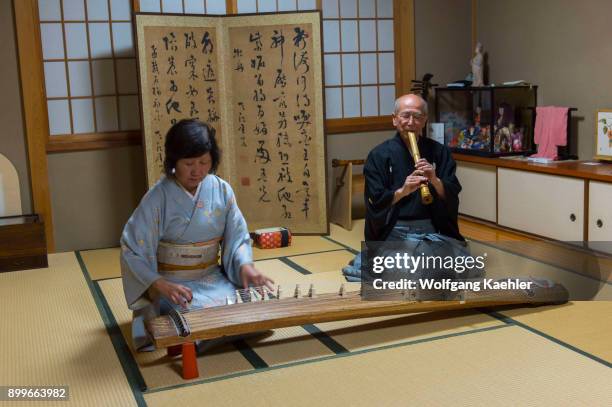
[471,42,484,87]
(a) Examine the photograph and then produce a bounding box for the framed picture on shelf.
[595,109,612,161]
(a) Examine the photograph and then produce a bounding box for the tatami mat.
[497,301,612,363]
[0,253,136,406]
[329,219,364,251]
[253,235,343,260]
[245,326,335,366]
[79,247,121,280]
[315,310,504,352]
[287,249,355,274]
[144,325,612,407]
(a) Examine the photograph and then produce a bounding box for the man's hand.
[151,278,193,309]
[240,264,275,291]
[393,171,428,204]
[415,158,446,199]
[415,158,436,181]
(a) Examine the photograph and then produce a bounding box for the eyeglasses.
[396,111,426,121]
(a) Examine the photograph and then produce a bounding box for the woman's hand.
[240,264,275,291]
[151,278,193,309]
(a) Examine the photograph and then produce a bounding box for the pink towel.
[531,106,569,159]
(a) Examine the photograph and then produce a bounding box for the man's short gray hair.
[394,94,428,115]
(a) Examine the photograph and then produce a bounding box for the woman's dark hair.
[163,119,220,176]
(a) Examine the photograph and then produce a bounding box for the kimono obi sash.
[157,238,221,280]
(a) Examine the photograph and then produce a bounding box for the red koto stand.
[167,342,199,379]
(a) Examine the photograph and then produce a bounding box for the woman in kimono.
[120,119,273,351]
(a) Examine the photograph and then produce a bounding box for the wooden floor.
[459,217,539,242]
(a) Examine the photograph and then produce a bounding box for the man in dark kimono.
[343,94,474,282]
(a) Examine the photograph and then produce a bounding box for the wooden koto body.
[146,280,568,349]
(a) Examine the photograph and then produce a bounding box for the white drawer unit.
[456,162,497,222]
[588,181,612,254]
[498,168,584,241]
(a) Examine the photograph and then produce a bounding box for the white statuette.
[308,283,316,298]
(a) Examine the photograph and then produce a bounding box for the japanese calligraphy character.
[206,87,215,104]
[292,27,308,49]
[253,88,266,101]
[274,69,287,88]
[201,31,214,54]
[186,84,198,97]
[293,51,309,73]
[162,32,178,51]
[249,31,263,51]
[185,31,197,49]
[281,204,292,219]
[167,56,177,75]
[203,59,216,81]
[258,185,271,203]
[293,109,311,130]
[277,187,294,203]
[250,55,266,70]
[255,140,271,164]
[165,97,181,114]
[190,100,199,117]
[206,108,220,123]
[270,29,285,62]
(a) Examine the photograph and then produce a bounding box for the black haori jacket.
[363,132,464,242]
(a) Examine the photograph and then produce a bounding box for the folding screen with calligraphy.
[135,12,327,234]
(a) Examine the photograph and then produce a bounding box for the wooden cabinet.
[0,215,48,272]
[456,162,497,222]
[498,168,584,241]
[588,181,612,254]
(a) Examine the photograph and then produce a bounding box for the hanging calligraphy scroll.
[135,12,327,234]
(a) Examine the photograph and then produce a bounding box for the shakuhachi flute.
[401,130,433,205]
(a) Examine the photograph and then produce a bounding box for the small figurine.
[471,42,484,87]
[460,138,473,149]
[494,125,512,153]
[495,103,513,131]
[474,106,482,126]
[509,123,523,152]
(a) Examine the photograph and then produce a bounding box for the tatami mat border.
[322,235,360,254]
[484,309,612,368]
[302,324,349,354]
[277,257,312,275]
[75,251,148,406]
[233,340,269,369]
[259,247,351,260]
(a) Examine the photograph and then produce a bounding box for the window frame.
[23,0,414,154]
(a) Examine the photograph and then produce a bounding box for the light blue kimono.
[120,174,253,350]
